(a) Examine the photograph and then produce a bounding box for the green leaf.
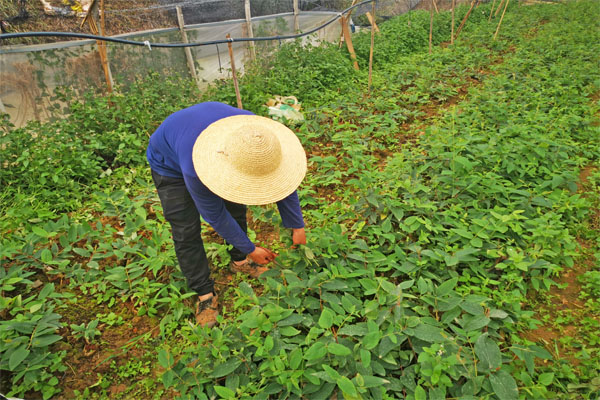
[361,375,390,388]
[279,326,301,336]
[9,346,30,371]
[318,307,334,329]
[436,277,458,296]
[444,254,459,266]
[337,376,357,396]
[162,369,175,388]
[278,313,304,327]
[489,370,519,400]
[289,348,302,370]
[304,342,327,361]
[410,323,446,343]
[31,334,63,348]
[264,335,274,352]
[238,281,255,297]
[338,323,368,337]
[360,349,371,368]
[158,349,174,369]
[40,248,53,263]
[538,372,554,386]
[212,359,241,378]
[489,309,509,319]
[363,330,381,350]
[32,226,49,237]
[462,315,490,331]
[414,385,427,400]
[475,333,502,370]
[214,385,236,399]
[322,364,341,380]
[328,342,351,356]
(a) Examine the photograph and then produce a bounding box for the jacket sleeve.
[183,173,256,254]
[276,191,305,229]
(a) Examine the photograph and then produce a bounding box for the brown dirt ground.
[53,297,163,399]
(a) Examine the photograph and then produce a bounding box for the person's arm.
[276,191,306,245]
[183,174,278,264]
[184,174,255,254]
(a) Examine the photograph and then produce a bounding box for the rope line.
[0,0,374,48]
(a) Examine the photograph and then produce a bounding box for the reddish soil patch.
[521,262,590,365]
[50,296,162,399]
[576,165,597,191]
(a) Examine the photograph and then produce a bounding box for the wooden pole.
[368,0,375,90]
[488,0,496,21]
[176,6,201,92]
[429,0,434,54]
[432,0,439,14]
[455,0,476,39]
[338,0,358,48]
[293,0,300,33]
[226,34,243,109]
[82,0,114,92]
[451,0,455,44]
[366,11,380,33]
[98,0,113,92]
[494,0,506,17]
[244,0,256,61]
[340,17,359,70]
[493,0,510,40]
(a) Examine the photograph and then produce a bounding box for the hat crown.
[226,125,282,176]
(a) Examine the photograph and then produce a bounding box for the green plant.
[70,319,101,344]
[1,1,599,398]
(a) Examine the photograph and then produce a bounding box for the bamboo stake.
[493,0,510,40]
[432,0,439,14]
[293,0,300,33]
[82,0,113,92]
[494,0,506,17]
[341,17,359,70]
[429,0,434,54]
[488,0,496,21]
[366,11,380,32]
[368,0,375,90]
[244,0,256,61]
[338,0,358,48]
[455,0,476,39]
[99,0,113,92]
[451,0,455,44]
[226,34,243,109]
[176,6,201,92]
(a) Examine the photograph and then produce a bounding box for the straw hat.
[192,115,307,205]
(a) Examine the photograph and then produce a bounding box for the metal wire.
[0,0,374,48]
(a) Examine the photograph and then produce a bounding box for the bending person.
[147,102,307,327]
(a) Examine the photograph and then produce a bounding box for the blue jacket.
[147,102,304,254]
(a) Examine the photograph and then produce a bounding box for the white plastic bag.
[266,96,304,123]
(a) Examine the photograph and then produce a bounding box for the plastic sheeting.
[0,11,341,127]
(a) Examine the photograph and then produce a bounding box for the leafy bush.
[1,0,599,398]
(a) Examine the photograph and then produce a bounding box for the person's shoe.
[230,260,268,278]
[195,294,219,327]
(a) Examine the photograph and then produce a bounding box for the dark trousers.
[151,170,248,296]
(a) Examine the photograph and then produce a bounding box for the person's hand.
[292,228,306,247]
[249,246,277,265]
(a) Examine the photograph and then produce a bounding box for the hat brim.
[192,115,307,205]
